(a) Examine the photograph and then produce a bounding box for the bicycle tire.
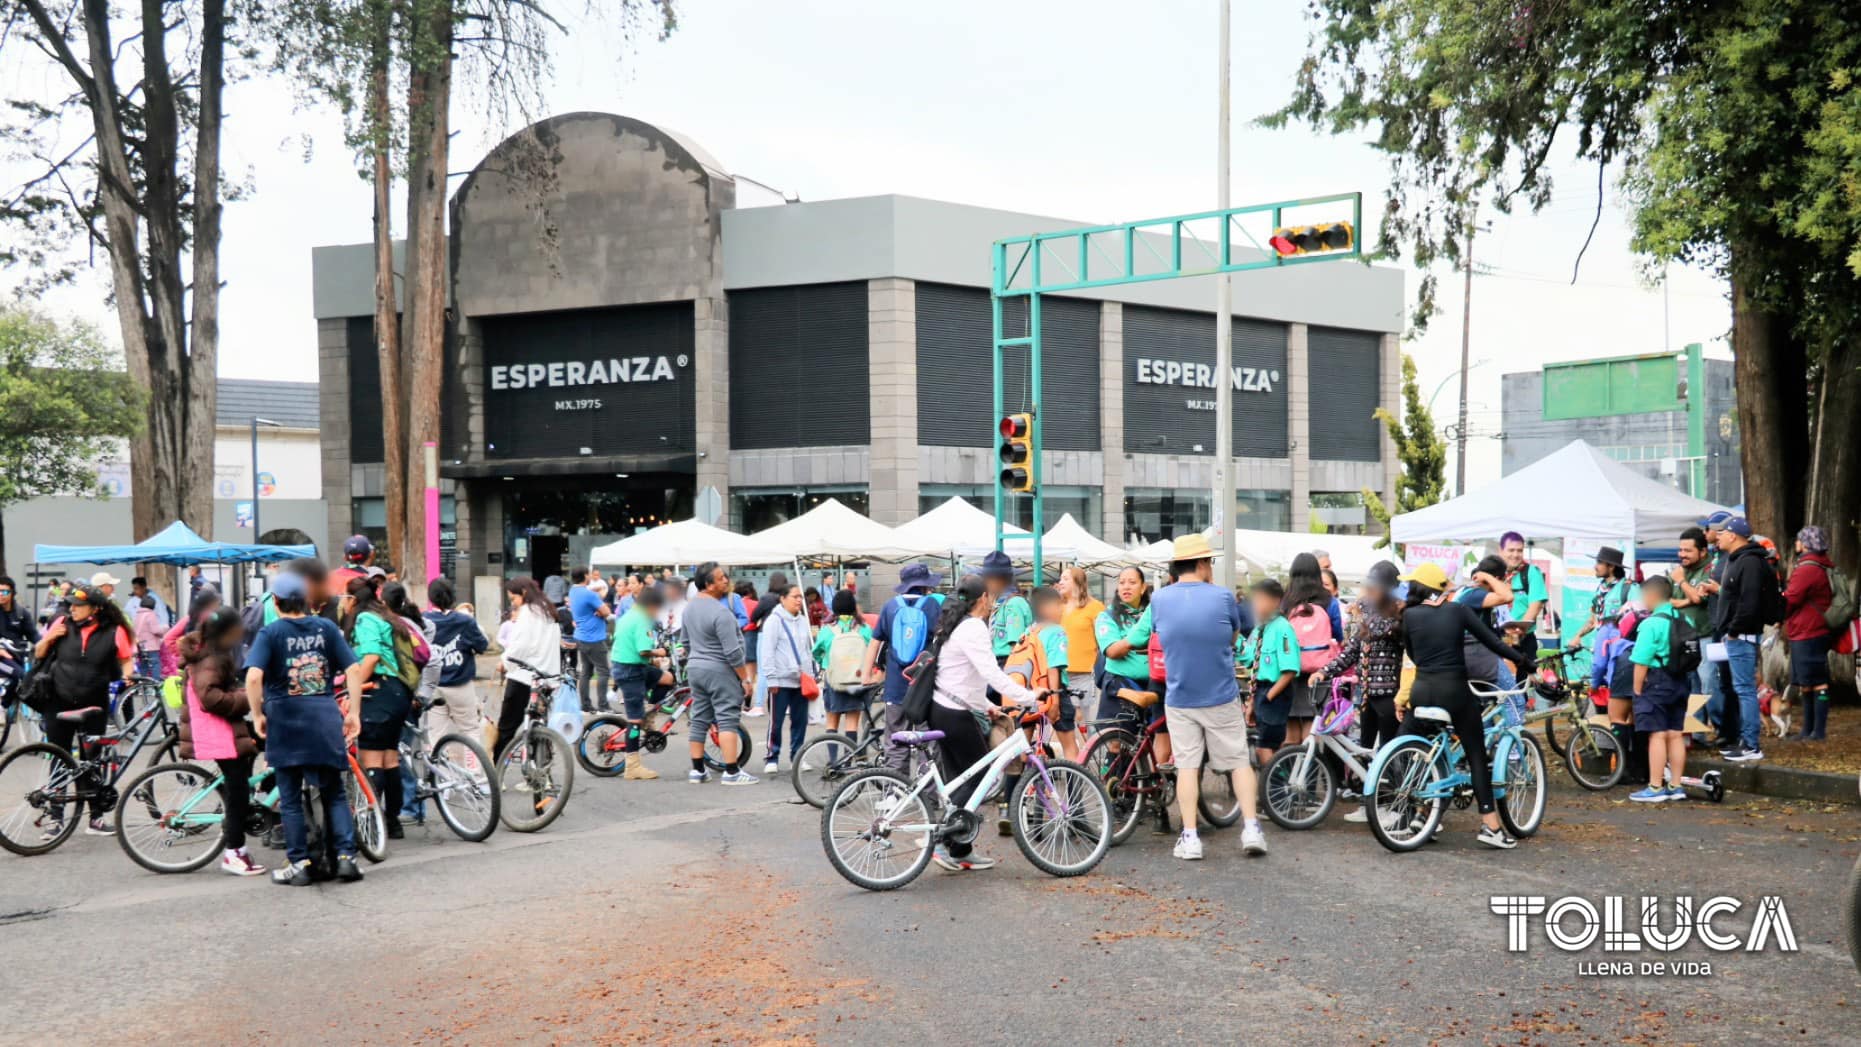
[574,714,631,778]
[702,724,753,772]
[430,733,499,842]
[1365,737,1445,854]
[1197,763,1244,828]
[820,767,934,891]
[346,767,388,863]
[1845,850,1861,976]
[1078,728,1146,846]
[114,762,225,874]
[1010,758,1112,878]
[0,742,85,856]
[1261,746,1337,830]
[498,725,574,832]
[1541,714,1568,757]
[1497,732,1548,839]
[791,731,862,809]
[1563,723,1624,791]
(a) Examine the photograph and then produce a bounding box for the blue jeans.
[136,650,162,681]
[1725,637,1760,751]
[765,686,806,761]
[398,723,422,820]
[276,765,357,864]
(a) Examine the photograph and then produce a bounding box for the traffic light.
[1269,221,1353,257]
[999,412,1035,493]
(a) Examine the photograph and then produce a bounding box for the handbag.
[16,645,58,715]
[783,622,820,700]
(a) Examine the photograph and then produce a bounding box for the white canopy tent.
[1390,439,1727,545]
[1043,513,1147,570]
[589,518,792,567]
[748,498,920,562]
[890,497,1029,559]
[1134,529,1399,583]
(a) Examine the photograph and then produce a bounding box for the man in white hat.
[89,571,121,601]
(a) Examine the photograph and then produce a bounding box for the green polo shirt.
[1630,606,1677,669]
[991,593,1034,657]
[609,607,658,666]
[1094,604,1152,680]
[1251,616,1301,683]
[351,610,399,677]
[1509,563,1547,622]
[1675,564,1711,631]
[1037,623,1069,686]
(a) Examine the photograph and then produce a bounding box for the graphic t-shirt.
[245,615,356,768]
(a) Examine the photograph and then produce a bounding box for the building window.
[1310,491,1368,535]
[1237,489,1291,533]
[1123,488,1211,546]
[731,487,869,534]
[918,485,1102,537]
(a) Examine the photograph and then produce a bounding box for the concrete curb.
[1690,755,1860,806]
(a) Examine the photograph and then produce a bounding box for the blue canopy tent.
[34,521,314,567]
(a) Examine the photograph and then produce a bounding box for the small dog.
[1759,684,1792,738]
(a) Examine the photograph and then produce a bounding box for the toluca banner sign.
[489,353,689,391]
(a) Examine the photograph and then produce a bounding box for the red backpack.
[1146,632,1167,683]
[1288,604,1340,673]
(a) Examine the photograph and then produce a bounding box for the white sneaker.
[762,760,779,775]
[687,769,710,784]
[220,849,267,877]
[744,707,766,718]
[1172,831,1204,860]
[720,770,760,786]
[1342,807,1369,823]
[1240,824,1268,856]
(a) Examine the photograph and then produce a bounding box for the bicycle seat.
[889,730,944,746]
[1410,706,1452,724]
[54,706,104,722]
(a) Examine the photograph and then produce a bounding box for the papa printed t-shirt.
[246,615,357,768]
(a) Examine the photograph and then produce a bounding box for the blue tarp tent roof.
[34,521,316,566]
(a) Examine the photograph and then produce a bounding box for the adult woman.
[1056,566,1104,759]
[1281,552,1336,749]
[383,581,437,825]
[804,587,831,628]
[1310,561,1403,822]
[33,585,136,836]
[1394,563,1530,850]
[1094,566,1168,768]
[161,586,222,678]
[757,584,813,774]
[1320,568,1341,603]
[927,574,1049,872]
[178,607,264,875]
[342,577,415,837]
[1783,526,1837,741]
[496,578,561,761]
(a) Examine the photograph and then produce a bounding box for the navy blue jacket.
[424,609,489,687]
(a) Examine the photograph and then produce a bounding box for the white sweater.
[932,617,1036,715]
[501,607,561,686]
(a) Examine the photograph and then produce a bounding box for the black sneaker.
[386,818,405,840]
[336,854,364,882]
[1716,746,1745,760]
[272,859,313,886]
[1477,825,1517,850]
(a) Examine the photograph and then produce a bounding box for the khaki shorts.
[1164,701,1249,771]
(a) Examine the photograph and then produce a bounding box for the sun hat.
[1170,534,1216,561]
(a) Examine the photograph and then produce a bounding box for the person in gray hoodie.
[756,583,812,775]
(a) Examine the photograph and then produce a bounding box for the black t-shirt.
[0,604,39,648]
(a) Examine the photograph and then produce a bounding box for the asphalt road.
[1,724,1856,1046]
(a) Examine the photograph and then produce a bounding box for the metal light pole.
[1454,211,1477,497]
[1212,0,1236,587]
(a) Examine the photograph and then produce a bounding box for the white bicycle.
[820,705,1112,892]
[1260,682,1378,830]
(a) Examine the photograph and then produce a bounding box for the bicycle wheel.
[1011,758,1111,878]
[1541,712,1568,757]
[792,732,862,809]
[1563,723,1624,791]
[114,762,225,874]
[0,743,85,856]
[1365,737,1445,854]
[1197,762,1243,828]
[821,767,934,891]
[1079,728,1146,846]
[702,724,753,771]
[1497,732,1547,839]
[575,714,631,778]
[498,726,574,832]
[430,733,498,842]
[346,767,388,863]
[1261,746,1337,830]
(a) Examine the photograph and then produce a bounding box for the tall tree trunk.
[1728,269,1808,546]
[1806,339,1861,576]
[402,0,453,585]
[177,0,226,608]
[371,0,407,576]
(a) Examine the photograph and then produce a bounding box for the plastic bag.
[547,682,584,743]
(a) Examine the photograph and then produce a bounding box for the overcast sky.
[9,0,1730,486]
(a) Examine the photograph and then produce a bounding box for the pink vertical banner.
[424,442,441,585]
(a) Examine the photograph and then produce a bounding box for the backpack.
[1289,604,1340,673]
[389,618,431,693]
[890,594,934,666]
[1146,632,1167,684]
[824,625,869,690]
[240,594,272,656]
[1665,612,1703,676]
[1809,561,1857,631]
[899,649,939,725]
[1003,626,1054,691]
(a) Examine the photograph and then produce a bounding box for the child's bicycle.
[1260,678,1378,830]
[575,639,753,776]
[1362,695,1548,853]
[1523,645,1626,791]
[113,760,282,873]
[1079,708,1242,846]
[400,695,499,841]
[820,701,1112,891]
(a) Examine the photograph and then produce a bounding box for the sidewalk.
[1691,700,1859,805]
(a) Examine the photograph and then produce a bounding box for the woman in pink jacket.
[179,606,265,876]
[160,587,222,678]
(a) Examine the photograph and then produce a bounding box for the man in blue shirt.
[1148,534,1266,861]
[862,563,943,771]
[567,567,613,713]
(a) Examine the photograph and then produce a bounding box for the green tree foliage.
[1362,354,1444,547]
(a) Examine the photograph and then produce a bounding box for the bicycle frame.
[890,727,1043,832]
[1365,701,1522,805]
[149,767,275,832]
[68,687,173,786]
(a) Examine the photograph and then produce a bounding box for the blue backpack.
[890,594,937,665]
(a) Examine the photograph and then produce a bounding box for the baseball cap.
[270,572,308,601]
[1699,510,1734,529]
[89,571,121,588]
[1398,562,1450,591]
[1724,516,1753,538]
[342,534,373,562]
[68,585,102,607]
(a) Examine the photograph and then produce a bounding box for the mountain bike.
[0,640,38,750]
[1523,646,1625,790]
[821,704,1112,891]
[1260,681,1378,830]
[790,686,929,808]
[400,695,499,841]
[0,681,180,856]
[114,760,281,873]
[1362,696,1547,853]
[575,647,753,777]
[1079,711,1241,846]
[499,660,577,832]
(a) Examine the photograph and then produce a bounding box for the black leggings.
[42,705,108,818]
[494,679,533,762]
[1358,694,1399,755]
[217,755,254,850]
[1403,671,1495,815]
[927,702,989,858]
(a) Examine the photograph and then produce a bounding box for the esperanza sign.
[489,353,688,391]
[1134,359,1280,394]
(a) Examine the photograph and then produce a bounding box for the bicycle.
[114,760,281,874]
[790,685,929,808]
[575,643,753,777]
[1362,695,1548,853]
[499,659,577,832]
[0,640,37,750]
[399,695,499,841]
[821,704,1112,891]
[1260,680,1379,830]
[0,679,180,856]
[1078,710,1241,846]
[1522,646,1625,791]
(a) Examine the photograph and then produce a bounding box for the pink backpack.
[1289,604,1340,673]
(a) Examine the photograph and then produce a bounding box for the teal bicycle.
[114,761,280,873]
[1362,697,1547,853]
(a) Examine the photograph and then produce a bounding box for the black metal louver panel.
[727,283,870,449]
[1306,327,1382,462]
[914,283,1100,450]
[1121,305,1288,457]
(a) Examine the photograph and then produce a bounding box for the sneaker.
[1477,825,1518,850]
[220,849,267,877]
[957,854,998,871]
[1240,824,1268,856]
[1726,748,1763,763]
[931,847,962,871]
[720,770,760,786]
[1342,807,1369,824]
[38,819,65,843]
[744,707,766,718]
[1629,786,1668,803]
[798,757,814,772]
[84,817,115,836]
[762,760,780,775]
[687,769,710,784]
[335,854,364,883]
[272,859,313,886]
[1173,831,1204,860]
[1664,787,1688,802]
[263,823,286,850]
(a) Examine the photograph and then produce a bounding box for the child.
[132,595,164,682]
[1628,576,1691,803]
[245,570,367,886]
[812,590,874,745]
[1029,587,1074,759]
[179,606,264,876]
[1246,579,1300,768]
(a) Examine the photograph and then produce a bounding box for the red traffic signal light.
[1270,221,1353,257]
[999,413,1031,439]
[998,413,1035,493]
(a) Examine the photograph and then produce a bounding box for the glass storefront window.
[731,487,869,533]
[1237,489,1291,532]
[918,484,1102,536]
[1310,491,1368,535]
[1122,488,1211,545]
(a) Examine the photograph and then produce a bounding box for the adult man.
[980,551,1032,663]
[862,562,943,769]
[89,571,121,603]
[1693,511,1739,746]
[682,562,756,784]
[1314,549,1344,620]
[1712,517,1778,762]
[613,574,642,617]
[566,568,613,713]
[121,576,171,627]
[0,576,40,669]
[187,565,205,600]
[1499,532,1546,652]
[329,535,373,598]
[1148,534,1267,860]
[1669,526,1714,697]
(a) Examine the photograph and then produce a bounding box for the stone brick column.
[693,295,730,511]
[1288,323,1312,532]
[317,317,353,558]
[1380,332,1402,512]
[1099,302,1126,544]
[867,278,919,593]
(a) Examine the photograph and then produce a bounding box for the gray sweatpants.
[883,701,915,772]
[687,662,744,743]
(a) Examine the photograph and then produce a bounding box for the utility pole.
[1212,0,1237,587]
[1454,209,1477,497]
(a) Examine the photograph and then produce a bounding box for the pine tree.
[1362,354,1445,548]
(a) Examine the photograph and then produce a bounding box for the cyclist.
[494,578,561,762]
[0,574,41,659]
[33,584,136,837]
[1094,566,1165,764]
[1310,561,1405,823]
[343,578,417,839]
[926,574,1050,872]
[811,589,873,744]
[178,607,264,876]
[1393,562,1531,850]
[609,585,670,781]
